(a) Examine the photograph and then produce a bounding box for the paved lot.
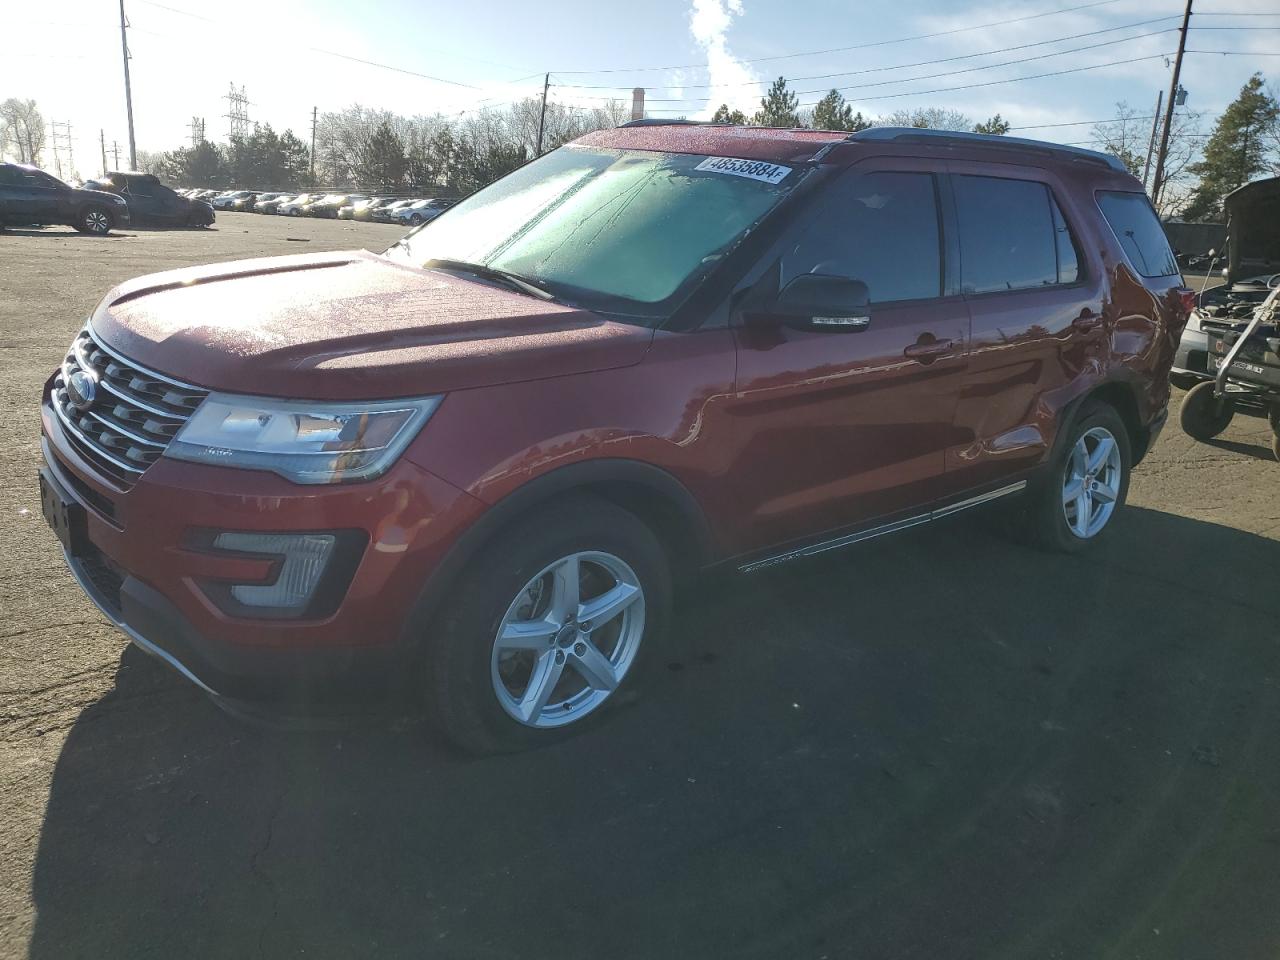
[2,214,1278,959]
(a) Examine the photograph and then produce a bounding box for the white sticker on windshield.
[694,156,792,184]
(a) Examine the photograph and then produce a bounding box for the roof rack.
[847,127,1128,173]
[618,118,708,128]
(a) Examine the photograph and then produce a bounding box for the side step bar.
[739,481,1027,574]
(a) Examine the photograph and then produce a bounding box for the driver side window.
[781,171,943,303]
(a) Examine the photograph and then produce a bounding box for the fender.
[398,458,715,647]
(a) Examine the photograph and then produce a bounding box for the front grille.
[51,326,208,488]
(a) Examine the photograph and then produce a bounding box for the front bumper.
[1171,325,1210,387]
[41,398,486,708]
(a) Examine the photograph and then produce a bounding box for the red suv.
[39,123,1191,752]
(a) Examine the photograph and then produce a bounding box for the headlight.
[111,195,127,205]
[166,393,442,483]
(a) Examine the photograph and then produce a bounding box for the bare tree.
[0,98,46,165]
[1090,101,1149,176]
[1092,100,1204,215]
[880,107,972,131]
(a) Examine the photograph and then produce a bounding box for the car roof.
[576,123,844,164]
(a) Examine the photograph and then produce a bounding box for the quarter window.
[1096,190,1179,278]
[953,175,1069,294]
[781,171,943,303]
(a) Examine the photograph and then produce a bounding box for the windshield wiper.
[423,258,555,301]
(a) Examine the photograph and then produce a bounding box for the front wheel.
[1180,380,1235,441]
[75,206,112,235]
[1008,403,1131,553]
[409,213,423,224]
[426,497,671,754]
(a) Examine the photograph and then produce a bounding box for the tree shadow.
[26,507,1280,959]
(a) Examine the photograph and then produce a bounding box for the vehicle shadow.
[26,507,1280,960]
[1204,436,1277,461]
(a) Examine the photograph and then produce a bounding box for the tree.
[753,77,800,128]
[361,119,407,190]
[278,130,311,189]
[711,103,747,125]
[161,140,224,187]
[973,114,1010,135]
[1181,73,1280,222]
[881,107,971,131]
[1090,102,1148,176]
[0,98,46,165]
[811,90,867,132]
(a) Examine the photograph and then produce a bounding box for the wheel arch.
[400,459,716,646]
[1053,378,1149,466]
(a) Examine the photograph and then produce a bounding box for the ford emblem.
[66,370,98,412]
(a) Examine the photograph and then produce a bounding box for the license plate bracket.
[39,468,89,556]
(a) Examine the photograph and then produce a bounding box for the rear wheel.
[75,206,112,235]
[1009,403,1131,553]
[410,213,424,224]
[427,497,671,754]
[1180,380,1235,441]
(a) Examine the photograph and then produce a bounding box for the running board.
[738,481,1027,574]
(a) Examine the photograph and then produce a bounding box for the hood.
[1224,176,1280,282]
[90,250,653,400]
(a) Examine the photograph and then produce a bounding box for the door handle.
[903,337,955,363]
[1072,309,1103,331]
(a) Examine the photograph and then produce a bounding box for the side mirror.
[769,274,871,331]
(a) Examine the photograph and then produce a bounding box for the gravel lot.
[2,213,1279,959]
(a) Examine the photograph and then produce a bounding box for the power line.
[554,16,1182,92]
[554,0,1130,75]
[642,52,1175,113]
[632,26,1178,103]
[1187,49,1280,54]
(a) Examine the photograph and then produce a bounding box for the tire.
[1011,402,1132,553]
[75,206,112,235]
[1268,403,1280,436]
[427,496,672,754]
[410,213,423,224]
[1180,380,1235,441]
[1273,432,1280,464]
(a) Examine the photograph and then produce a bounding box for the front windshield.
[395,146,800,321]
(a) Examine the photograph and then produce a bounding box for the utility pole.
[1141,89,1163,190]
[112,141,120,170]
[1151,0,1192,208]
[100,129,108,177]
[535,72,550,156]
[118,0,137,170]
[310,106,318,188]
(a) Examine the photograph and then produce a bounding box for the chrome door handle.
[903,338,955,362]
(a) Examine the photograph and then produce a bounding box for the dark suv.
[38,124,1191,752]
[0,163,130,234]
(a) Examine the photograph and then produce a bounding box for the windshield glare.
[397,146,799,321]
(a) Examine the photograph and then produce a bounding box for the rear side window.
[1096,191,1179,278]
[782,170,942,303]
[953,175,1068,294]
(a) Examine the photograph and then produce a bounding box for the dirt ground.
[2,214,1278,959]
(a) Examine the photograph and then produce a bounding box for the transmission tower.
[49,121,74,179]
[223,84,250,140]
[190,116,206,148]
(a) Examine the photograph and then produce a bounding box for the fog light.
[212,532,336,611]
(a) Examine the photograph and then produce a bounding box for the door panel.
[945,163,1107,488]
[726,164,968,553]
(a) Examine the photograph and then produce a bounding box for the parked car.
[38,124,1191,754]
[1172,176,1280,389]
[305,193,363,218]
[339,197,396,220]
[372,199,417,222]
[277,193,323,216]
[86,171,215,227]
[192,189,220,202]
[212,190,255,210]
[258,194,298,215]
[390,197,455,226]
[0,162,130,234]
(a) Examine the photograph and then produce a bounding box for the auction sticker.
[694,156,792,184]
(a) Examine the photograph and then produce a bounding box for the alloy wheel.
[1062,426,1122,538]
[84,210,109,234]
[490,551,645,728]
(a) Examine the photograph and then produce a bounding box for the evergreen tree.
[711,103,747,125]
[1182,73,1279,222]
[362,120,408,190]
[811,90,856,132]
[752,77,800,127]
[973,114,1010,135]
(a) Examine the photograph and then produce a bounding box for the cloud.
[688,0,761,117]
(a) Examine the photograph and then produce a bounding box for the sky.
[2,0,1278,179]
